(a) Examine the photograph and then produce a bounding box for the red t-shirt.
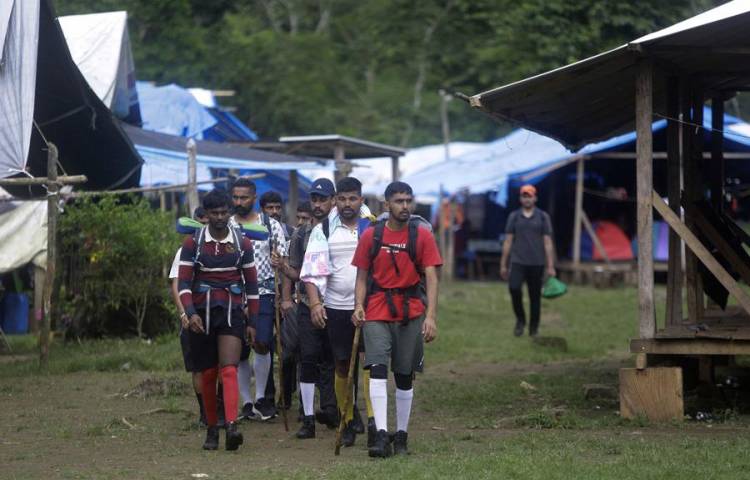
[352,224,442,322]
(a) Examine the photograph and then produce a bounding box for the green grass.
[3,282,750,479]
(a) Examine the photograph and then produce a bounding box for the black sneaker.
[368,429,392,458]
[367,417,377,448]
[352,407,365,434]
[513,322,525,337]
[239,402,256,421]
[296,415,316,439]
[315,407,339,429]
[342,420,357,447]
[393,430,408,455]
[202,426,220,450]
[252,397,278,421]
[225,422,244,451]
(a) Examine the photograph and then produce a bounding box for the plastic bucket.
[1,292,30,334]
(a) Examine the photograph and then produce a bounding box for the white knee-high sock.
[369,378,388,432]
[254,352,271,402]
[238,359,253,406]
[300,382,315,416]
[395,388,414,433]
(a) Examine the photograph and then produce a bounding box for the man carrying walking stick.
[352,181,442,458]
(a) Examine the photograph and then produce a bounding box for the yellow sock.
[335,374,354,422]
[362,369,374,419]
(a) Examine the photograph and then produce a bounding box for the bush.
[59,196,180,338]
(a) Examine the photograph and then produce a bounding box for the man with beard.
[302,176,372,447]
[352,181,442,457]
[230,178,288,421]
[276,180,338,438]
[500,184,555,337]
[178,190,259,450]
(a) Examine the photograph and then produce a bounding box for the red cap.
[520,184,537,197]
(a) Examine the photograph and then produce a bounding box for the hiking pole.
[273,269,289,432]
[334,325,361,456]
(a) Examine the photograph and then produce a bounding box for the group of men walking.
[172,176,442,458]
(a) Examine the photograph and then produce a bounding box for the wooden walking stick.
[273,269,289,432]
[334,325,361,455]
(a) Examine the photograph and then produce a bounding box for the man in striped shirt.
[178,189,259,451]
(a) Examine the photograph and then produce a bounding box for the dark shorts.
[188,306,246,372]
[299,303,332,365]
[281,303,300,361]
[179,329,198,373]
[325,308,359,363]
[241,294,275,359]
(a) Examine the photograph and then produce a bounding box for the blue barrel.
[1,292,29,334]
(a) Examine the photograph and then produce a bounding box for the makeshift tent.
[188,88,258,142]
[136,82,217,138]
[1,0,142,193]
[125,124,322,199]
[0,201,47,274]
[578,221,634,261]
[58,11,141,124]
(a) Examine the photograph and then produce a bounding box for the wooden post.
[288,169,299,222]
[438,187,446,279]
[40,143,58,368]
[572,157,584,283]
[32,265,45,333]
[635,60,655,339]
[391,156,400,182]
[711,96,724,212]
[684,86,705,323]
[159,191,166,212]
[440,90,451,164]
[334,143,349,183]
[666,77,683,326]
[186,138,198,216]
[446,199,456,281]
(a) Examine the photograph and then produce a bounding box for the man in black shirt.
[500,184,556,337]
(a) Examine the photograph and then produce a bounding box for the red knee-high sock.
[201,366,219,426]
[220,365,239,424]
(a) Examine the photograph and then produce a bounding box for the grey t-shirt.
[505,208,552,266]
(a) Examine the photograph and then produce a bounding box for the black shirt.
[505,208,552,266]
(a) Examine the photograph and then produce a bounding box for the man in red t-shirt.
[351,181,442,458]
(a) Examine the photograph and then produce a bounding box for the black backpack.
[366,217,425,324]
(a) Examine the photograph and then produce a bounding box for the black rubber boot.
[367,417,377,448]
[342,420,357,447]
[393,430,409,455]
[368,429,392,458]
[296,415,316,439]
[352,407,365,434]
[202,426,220,450]
[225,422,244,451]
[315,407,339,429]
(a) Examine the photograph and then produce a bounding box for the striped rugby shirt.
[178,227,259,319]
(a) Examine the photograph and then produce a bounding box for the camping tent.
[0,201,47,274]
[0,0,142,193]
[58,11,141,124]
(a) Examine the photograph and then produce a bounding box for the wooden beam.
[683,82,704,324]
[711,96,725,212]
[653,191,750,315]
[572,157,584,283]
[0,175,87,186]
[40,144,58,368]
[687,205,750,286]
[580,210,611,265]
[186,139,199,217]
[666,77,683,327]
[391,156,400,182]
[71,174,264,197]
[636,61,655,339]
[631,338,750,355]
[333,143,350,183]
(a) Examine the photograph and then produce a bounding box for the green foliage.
[54,0,722,146]
[59,196,180,337]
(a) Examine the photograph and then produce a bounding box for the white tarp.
[0,201,47,274]
[58,11,139,120]
[0,0,39,178]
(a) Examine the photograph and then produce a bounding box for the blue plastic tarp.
[136,81,217,138]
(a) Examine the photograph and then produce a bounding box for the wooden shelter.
[470,1,750,420]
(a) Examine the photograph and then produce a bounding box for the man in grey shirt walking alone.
[500,184,556,337]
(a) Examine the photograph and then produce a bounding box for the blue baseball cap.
[309,178,335,197]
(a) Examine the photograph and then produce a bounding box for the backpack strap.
[192,226,206,265]
[407,218,419,264]
[262,212,275,253]
[368,220,387,261]
[322,218,330,239]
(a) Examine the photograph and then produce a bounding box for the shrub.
[59,196,180,337]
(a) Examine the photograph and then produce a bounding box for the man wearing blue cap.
[276,178,338,438]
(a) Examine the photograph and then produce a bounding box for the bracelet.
[310,302,322,309]
[179,312,187,319]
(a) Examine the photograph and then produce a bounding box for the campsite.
[4,1,750,478]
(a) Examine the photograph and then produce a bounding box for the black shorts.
[179,329,199,373]
[325,308,359,363]
[188,306,246,372]
[299,303,332,366]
